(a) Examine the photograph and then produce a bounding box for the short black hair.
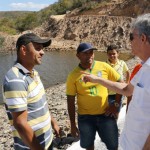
[107,44,119,52]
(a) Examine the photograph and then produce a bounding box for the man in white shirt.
[82,13,150,150]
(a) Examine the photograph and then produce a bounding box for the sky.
[0,0,58,11]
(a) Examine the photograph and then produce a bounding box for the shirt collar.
[144,57,150,66]
[107,59,119,66]
[14,63,32,75]
[78,61,95,72]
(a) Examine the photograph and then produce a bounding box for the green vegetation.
[15,12,39,33]
[0,0,110,35]
[0,18,16,34]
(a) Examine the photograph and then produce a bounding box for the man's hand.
[51,116,61,137]
[143,134,150,150]
[67,95,79,137]
[53,123,61,137]
[105,105,119,119]
[71,125,80,138]
[81,71,99,83]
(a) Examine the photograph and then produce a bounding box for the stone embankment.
[0,56,141,150]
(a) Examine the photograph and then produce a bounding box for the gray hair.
[132,13,150,42]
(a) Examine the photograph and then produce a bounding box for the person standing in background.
[2,33,60,150]
[106,45,130,113]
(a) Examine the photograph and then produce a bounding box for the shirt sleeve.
[66,73,76,96]
[130,64,142,80]
[105,63,121,82]
[3,78,28,112]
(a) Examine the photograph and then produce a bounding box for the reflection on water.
[0,51,132,103]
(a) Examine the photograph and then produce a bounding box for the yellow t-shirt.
[66,61,120,115]
[106,59,129,95]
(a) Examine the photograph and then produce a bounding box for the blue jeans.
[78,114,118,150]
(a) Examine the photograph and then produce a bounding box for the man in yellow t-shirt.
[66,42,122,150]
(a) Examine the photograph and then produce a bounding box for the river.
[0,51,131,103]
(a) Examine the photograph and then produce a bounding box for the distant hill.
[0,0,149,21]
[0,11,33,19]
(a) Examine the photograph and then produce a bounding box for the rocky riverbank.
[0,83,71,150]
[0,57,141,150]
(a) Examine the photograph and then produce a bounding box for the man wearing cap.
[66,42,122,150]
[2,33,60,150]
[81,14,150,150]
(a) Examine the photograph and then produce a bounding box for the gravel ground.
[0,83,71,150]
[0,57,141,150]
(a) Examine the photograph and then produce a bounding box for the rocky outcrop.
[0,14,134,53]
[111,0,150,17]
[41,15,133,52]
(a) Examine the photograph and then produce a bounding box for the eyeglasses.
[129,33,134,41]
[130,33,141,41]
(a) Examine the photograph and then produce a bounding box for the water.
[0,51,131,103]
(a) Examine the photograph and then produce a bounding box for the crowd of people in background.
[2,13,150,150]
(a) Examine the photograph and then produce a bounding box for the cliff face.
[75,0,150,17]
[33,0,150,52]
[110,0,150,17]
[35,15,133,52]
[0,15,134,53]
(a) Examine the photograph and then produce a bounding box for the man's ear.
[141,33,147,42]
[20,45,26,56]
[76,53,79,58]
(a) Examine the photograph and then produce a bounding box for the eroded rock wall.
[40,15,133,52]
[0,15,134,53]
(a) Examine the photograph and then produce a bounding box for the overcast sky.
[0,0,58,11]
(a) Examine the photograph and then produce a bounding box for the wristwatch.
[114,102,120,107]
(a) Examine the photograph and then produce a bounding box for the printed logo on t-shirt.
[79,78,83,83]
[97,71,102,77]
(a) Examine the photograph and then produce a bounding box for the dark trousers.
[48,142,53,150]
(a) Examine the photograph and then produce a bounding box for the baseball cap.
[77,42,97,53]
[16,33,51,49]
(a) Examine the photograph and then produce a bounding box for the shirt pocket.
[133,85,150,109]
